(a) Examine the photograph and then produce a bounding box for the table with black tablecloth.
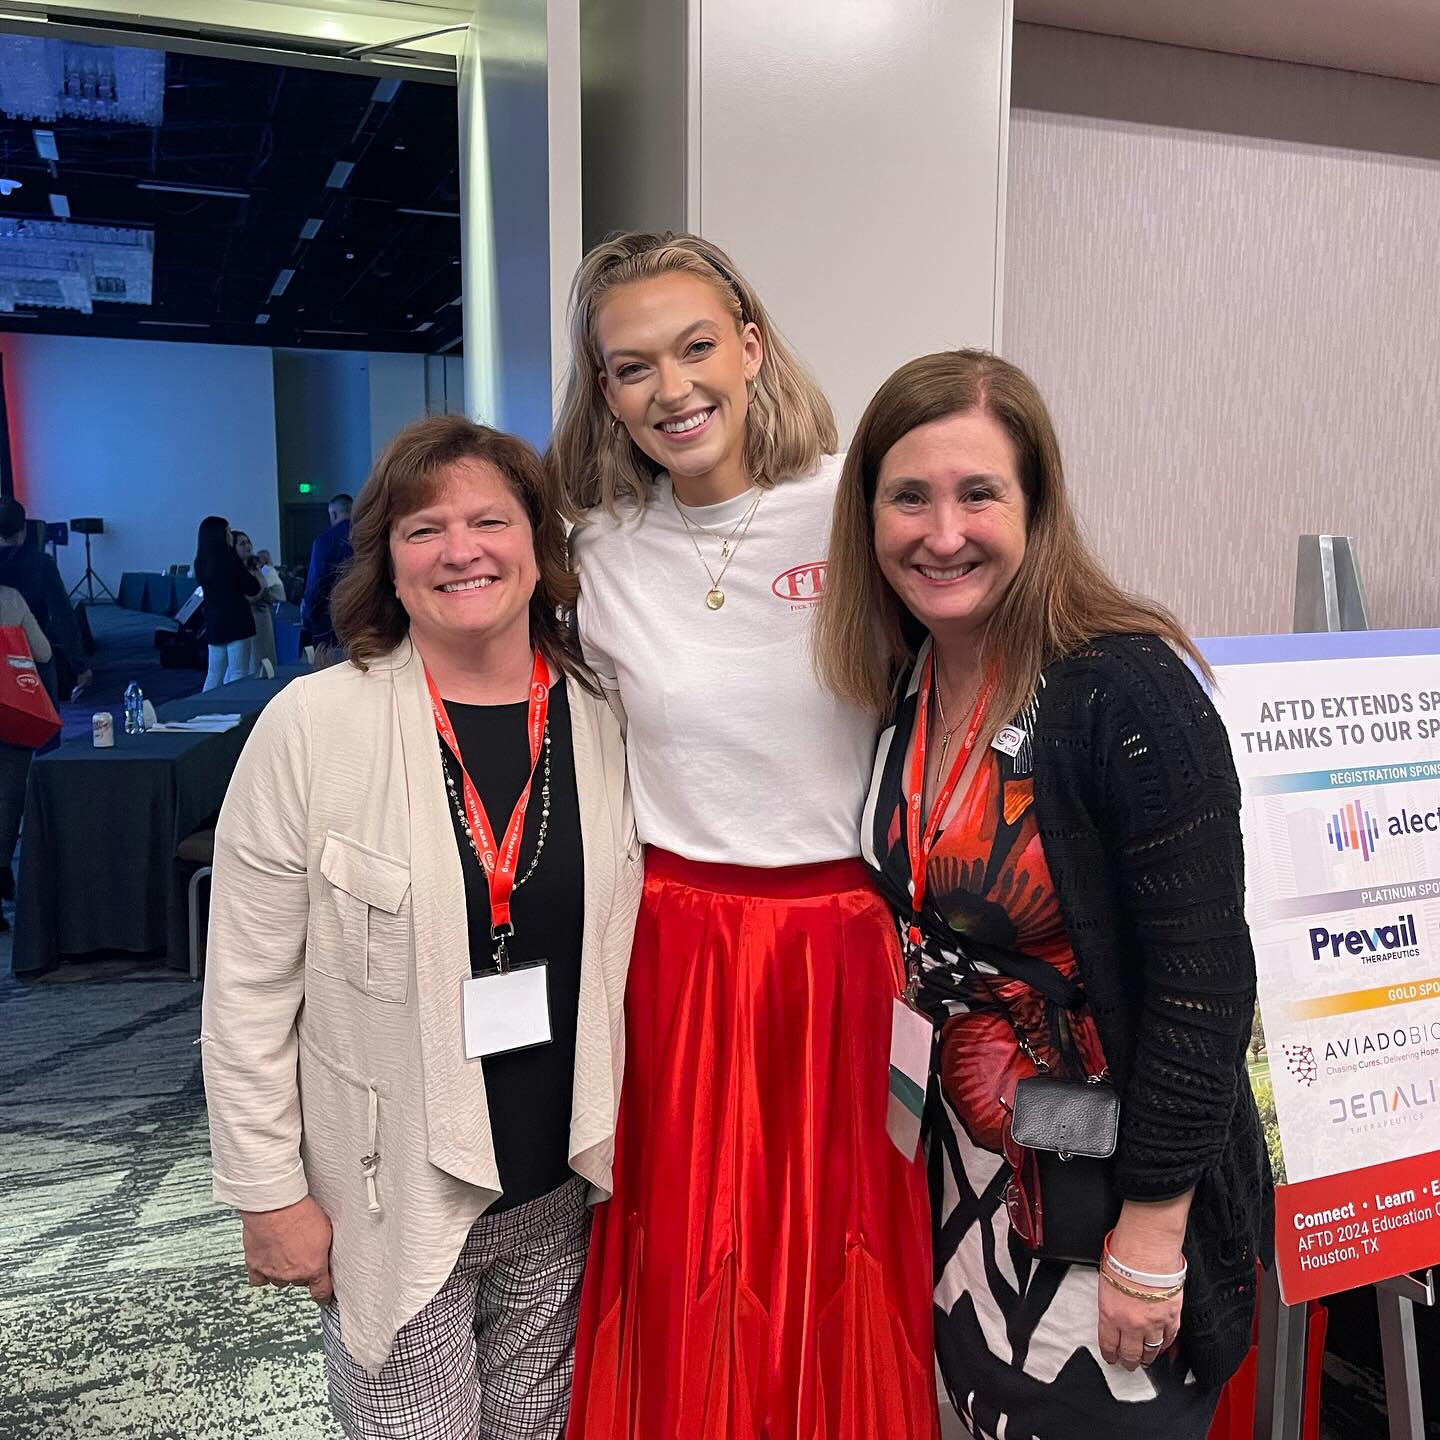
[117,572,199,617]
[12,671,301,976]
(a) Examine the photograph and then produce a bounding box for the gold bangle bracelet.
[1099,1269,1186,1303]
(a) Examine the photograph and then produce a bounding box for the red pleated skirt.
[566,850,939,1440]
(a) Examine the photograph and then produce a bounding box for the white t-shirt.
[573,454,877,867]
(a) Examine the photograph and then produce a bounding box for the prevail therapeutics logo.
[1326,800,1380,861]
[1308,912,1421,967]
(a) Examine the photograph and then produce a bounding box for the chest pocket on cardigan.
[315,831,412,1004]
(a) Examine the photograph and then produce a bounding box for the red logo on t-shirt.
[772,562,827,604]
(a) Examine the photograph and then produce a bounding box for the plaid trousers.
[321,1177,591,1439]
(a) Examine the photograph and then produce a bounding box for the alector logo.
[1326,799,1380,861]
[1309,913,1420,965]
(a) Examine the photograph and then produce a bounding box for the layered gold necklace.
[672,485,764,611]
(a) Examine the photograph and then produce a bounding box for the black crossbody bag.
[930,944,1122,1266]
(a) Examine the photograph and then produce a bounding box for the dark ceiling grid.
[0,45,462,353]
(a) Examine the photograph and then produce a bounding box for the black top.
[196,547,261,645]
[0,543,82,667]
[865,633,1273,1389]
[441,679,584,1211]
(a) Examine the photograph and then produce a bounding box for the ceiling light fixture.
[136,181,250,200]
[299,217,323,241]
[326,161,355,189]
[395,207,459,218]
[33,128,58,162]
[255,312,269,325]
[48,193,69,217]
[414,321,433,332]
[268,267,295,298]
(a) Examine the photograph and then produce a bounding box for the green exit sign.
[298,483,313,494]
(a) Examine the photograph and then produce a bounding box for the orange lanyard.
[425,651,549,946]
[904,650,993,977]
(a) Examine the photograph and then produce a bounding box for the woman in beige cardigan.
[201,416,641,1440]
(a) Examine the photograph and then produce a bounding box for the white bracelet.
[1102,1238,1188,1289]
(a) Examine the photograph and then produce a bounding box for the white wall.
[368,352,468,459]
[273,349,372,506]
[1004,25,1440,636]
[579,0,1013,446]
[0,333,280,593]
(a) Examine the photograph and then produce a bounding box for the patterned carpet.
[0,948,340,1440]
[1,945,1425,1438]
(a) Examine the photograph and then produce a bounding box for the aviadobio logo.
[1309,913,1420,966]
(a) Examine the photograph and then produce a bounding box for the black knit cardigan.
[864,632,1274,1389]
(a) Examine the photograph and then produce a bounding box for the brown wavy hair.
[815,349,1210,723]
[548,230,837,517]
[331,414,593,689]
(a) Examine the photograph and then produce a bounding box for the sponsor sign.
[1201,628,1440,1302]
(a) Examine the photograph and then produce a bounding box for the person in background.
[201,417,640,1438]
[815,349,1271,1439]
[302,493,354,653]
[0,499,89,701]
[194,516,260,691]
[0,583,52,930]
[232,532,286,675]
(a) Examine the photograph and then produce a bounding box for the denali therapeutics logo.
[1308,913,1420,967]
[1327,1073,1440,1124]
[772,561,827,605]
[1326,800,1380,861]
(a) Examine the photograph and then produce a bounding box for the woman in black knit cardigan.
[816,350,1272,1438]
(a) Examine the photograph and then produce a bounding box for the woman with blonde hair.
[815,349,1271,1437]
[549,231,939,1438]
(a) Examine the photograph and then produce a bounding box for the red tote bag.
[0,625,62,748]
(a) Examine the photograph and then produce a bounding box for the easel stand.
[1253,535,1436,1438]
[1254,1265,1434,1440]
[1376,1270,1435,1438]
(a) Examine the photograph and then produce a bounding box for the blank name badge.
[462,963,552,1059]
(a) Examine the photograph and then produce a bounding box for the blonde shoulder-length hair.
[548,230,837,517]
[815,349,1211,724]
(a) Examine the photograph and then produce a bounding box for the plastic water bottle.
[124,681,144,735]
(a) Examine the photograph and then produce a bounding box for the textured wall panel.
[1004,38,1440,638]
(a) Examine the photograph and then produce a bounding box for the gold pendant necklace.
[674,484,763,611]
[933,665,980,775]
